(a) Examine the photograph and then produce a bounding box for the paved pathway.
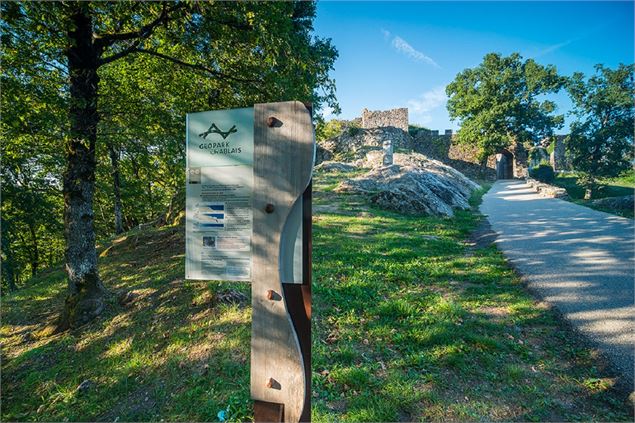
[481,180,634,387]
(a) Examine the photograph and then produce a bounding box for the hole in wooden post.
[267,116,282,128]
[265,203,275,214]
[265,290,281,301]
[266,378,281,390]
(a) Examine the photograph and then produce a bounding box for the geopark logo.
[198,123,238,140]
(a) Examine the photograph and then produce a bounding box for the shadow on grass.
[1,225,253,422]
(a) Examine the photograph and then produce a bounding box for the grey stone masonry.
[382,139,393,166]
[550,135,570,171]
[361,108,408,132]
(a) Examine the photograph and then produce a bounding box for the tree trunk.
[162,187,185,226]
[1,222,17,292]
[58,6,106,330]
[27,221,39,278]
[584,181,597,200]
[108,143,124,234]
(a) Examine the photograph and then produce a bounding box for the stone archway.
[496,149,514,179]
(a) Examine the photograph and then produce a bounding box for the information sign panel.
[186,107,304,282]
[186,108,255,280]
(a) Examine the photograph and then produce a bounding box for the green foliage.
[316,119,346,141]
[552,171,634,217]
[528,147,550,168]
[565,63,634,196]
[446,53,565,160]
[1,9,68,287]
[528,163,555,183]
[1,1,339,291]
[528,148,545,162]
[315,119,360,142]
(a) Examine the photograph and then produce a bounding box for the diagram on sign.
[193,203,225,229]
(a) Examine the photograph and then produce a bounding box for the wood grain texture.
[251,101,314,422]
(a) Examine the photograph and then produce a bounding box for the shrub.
[316,119,346,141]
[529,162,555,183]
[347,126,361,136]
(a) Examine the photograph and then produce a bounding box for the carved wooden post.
[251,101,314,422]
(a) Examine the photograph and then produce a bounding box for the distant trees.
[1,2,338,327]
[565,64,634,198]
[446,53,565,163]
[315,119,359,141]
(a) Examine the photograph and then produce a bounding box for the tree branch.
[94,3,182,48]
[98,38,144,66]
[129,48,261,84]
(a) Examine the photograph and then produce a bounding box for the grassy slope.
[552,171,635,218]
[2,169,632,422]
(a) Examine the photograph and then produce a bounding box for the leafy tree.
[1,25,67,290]
[566,64,634,198]
[446,53,565,163]
[316,118,356,142]
[2,2,338,326]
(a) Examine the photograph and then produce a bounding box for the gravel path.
[481,180,634,387]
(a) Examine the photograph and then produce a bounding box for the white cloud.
[381,28,391,40]
[391,35,440,68]
[534,39,574,58]
[408,86,447,114]
[407,86,448,124]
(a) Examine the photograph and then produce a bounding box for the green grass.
[2,169,632,422]
[552,171,634,218]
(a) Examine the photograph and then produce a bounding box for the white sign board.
[186,108,254,280]
[185,108,303,282]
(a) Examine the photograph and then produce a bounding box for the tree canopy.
[565,63,634,197]
[446,52,565,161]
[1,1,338,327]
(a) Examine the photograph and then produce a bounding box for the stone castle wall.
[361,108,409,132]
[410,131,497,180]
[318,107,532,180]
[550,135,570,171]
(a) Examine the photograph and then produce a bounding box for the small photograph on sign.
[188,167,201,184]
[202,236,216,248]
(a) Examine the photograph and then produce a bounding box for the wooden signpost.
[186,101,314,423]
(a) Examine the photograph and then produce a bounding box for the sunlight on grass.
[104,337,134,358]
[1,171,631,422]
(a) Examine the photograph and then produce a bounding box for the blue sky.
[313,1,634,133]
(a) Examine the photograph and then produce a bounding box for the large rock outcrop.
[336,152,481,217]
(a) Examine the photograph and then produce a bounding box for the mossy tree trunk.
[58,5,106,330]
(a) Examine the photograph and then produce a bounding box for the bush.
[316,119,347,141]
[529,162,555,183]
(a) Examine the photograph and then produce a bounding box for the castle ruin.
[361,108,409,132]
[352,107,533,179]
